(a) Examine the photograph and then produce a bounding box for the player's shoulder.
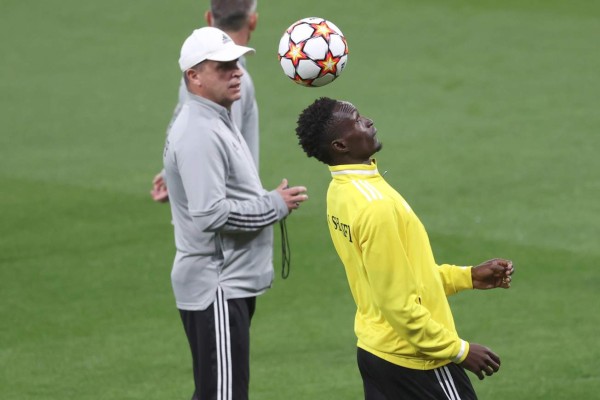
[343,179,390,203]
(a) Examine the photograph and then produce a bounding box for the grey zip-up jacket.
[163,93,288,311]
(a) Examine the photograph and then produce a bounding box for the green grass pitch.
[1,0,599,398]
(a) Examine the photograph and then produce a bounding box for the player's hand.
[471,258,514,289]
[460,343,501,380]
[151,172,169,203]
[276,179,308,212]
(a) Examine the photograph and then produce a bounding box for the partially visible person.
[151,173,168,202]
[295,97,514,399]
[151,0,260,203]
[164,27,307,400]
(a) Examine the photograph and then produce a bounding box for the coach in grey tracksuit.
[165,90,279,310]
[163,27,308,400]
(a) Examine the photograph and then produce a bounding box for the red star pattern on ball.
[285,42,308,67]
[293,74,312,86]
[317,51,341,75]
[310,21,334,40]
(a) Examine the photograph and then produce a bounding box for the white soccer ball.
[278,17,349,87]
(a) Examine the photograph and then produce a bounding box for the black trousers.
[357,348,477,400]
[180,288,256,400]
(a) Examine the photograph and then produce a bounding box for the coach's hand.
[276,179,308,212]
[460,343,501,380]
[472,258,514,289]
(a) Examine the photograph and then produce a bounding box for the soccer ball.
[278,17,348,87]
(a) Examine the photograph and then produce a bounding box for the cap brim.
[205,45,255,62]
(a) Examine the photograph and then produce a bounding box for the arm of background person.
[150,78,186,202]
[150,170,169,203]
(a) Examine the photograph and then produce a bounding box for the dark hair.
[295,97,338,165]
[211,0,256,31]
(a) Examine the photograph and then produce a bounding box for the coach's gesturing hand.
[276,179,308,212]
[460,343,501,380]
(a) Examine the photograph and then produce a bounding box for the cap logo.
[222,34,232,44]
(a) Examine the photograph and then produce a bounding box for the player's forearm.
[438,264,473,296]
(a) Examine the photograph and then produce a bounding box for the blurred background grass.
[1,0,598,399]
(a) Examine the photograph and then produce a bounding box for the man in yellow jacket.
[295,97,514,399]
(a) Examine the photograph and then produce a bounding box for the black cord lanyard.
[279,218,291,279]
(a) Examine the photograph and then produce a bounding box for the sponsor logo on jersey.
[329,214,352,243]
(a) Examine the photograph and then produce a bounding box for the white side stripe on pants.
[434,366,462,400]
[215,288,232,400]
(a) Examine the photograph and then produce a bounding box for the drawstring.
[279,218,291,279]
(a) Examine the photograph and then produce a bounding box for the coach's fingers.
[277,178,289,191]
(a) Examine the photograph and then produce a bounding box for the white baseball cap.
[178,27,255,71]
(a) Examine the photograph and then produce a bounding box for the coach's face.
[330,101,381,164]
[192,59,243,109]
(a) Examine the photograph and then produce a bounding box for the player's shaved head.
[333,101,356,117]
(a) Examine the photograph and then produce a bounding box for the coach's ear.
[205,11,213,26]
[185,68,202,87]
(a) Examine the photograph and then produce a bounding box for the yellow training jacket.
[327,161,472,370]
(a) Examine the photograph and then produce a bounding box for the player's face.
[332,101,381,163]
[196,60,243,109]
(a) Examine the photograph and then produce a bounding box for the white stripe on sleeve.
[452,340,467,363]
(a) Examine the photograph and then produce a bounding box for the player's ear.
[205,11,213,27]
[331,139,348,154]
